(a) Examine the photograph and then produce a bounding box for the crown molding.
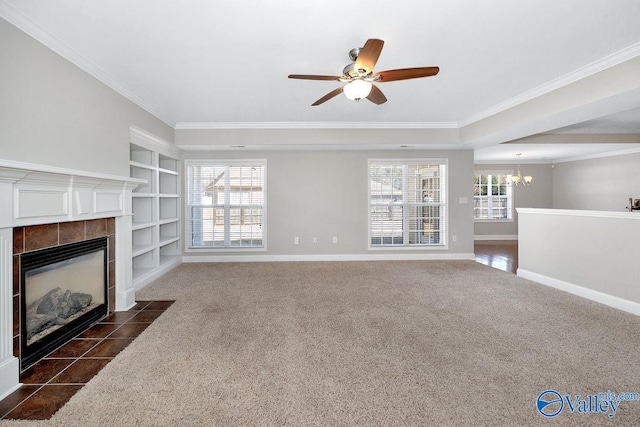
[459,41,640,127]
[174,121,460,130]
[0,0,176,128]
[177,143,466,152]
[553,146,640,163]
[129,126,182,157]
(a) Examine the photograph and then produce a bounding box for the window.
[187,160,265,249]
[369,160,447,247]
[473,172,513,220]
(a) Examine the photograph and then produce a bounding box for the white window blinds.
[369,160,447,247]
[187,160,265,248]
[473,172,513,220]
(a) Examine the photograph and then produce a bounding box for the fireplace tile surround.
[12,219,117,366]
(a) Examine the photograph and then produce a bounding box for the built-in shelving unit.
[129,127,182,289]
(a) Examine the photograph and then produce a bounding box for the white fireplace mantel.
[0,159,144,400]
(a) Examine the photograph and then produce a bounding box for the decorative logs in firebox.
[26,287,93,340]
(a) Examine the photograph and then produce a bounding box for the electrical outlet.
[294,236,299,245]
[333,236,338,244]
[452,235,457,242]
[313,237,317,243]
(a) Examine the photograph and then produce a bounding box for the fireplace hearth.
[20,238,108,370]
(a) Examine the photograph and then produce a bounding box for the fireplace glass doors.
[20,237,108,370]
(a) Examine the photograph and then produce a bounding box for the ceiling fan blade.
[354,39,384,74]
[312,87,344,106]
[375,67,440,82]
[367,85,387,105]
[288,74,341,81]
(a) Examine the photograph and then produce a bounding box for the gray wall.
[473,163,554,238]
[0,18,173,176]
[518,209,640,308]
[181,148,475,257]
[552,151,640,211]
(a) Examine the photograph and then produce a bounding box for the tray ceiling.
[2,0,640,160]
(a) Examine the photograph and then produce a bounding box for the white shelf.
[158,217,180,225]
[159,221,179,244]
[158,167,179,176]
[130,160,156,171]
[130,132,182,289]
[132,243,156,258]
[159,154,178,173]
[132,222,155,231]
[130,144,156,167]
[159,235,180,246]
[159,197,178,220]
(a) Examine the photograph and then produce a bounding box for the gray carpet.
[2,261,639,426]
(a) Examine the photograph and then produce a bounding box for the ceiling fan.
[288,38,439,106]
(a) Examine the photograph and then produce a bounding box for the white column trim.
[115,215,136,311]
[0,228,20,399]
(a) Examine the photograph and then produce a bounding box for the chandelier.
[511,153,532,186]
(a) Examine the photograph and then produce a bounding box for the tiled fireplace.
[14,220,115,370]
[0,159,142,400]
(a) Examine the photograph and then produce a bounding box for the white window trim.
[368,158,449,250]
[184,159,267,253]
[473,170,514,223]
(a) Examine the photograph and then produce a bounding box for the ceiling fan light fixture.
[288,38,439,105]
[343,79,372,101]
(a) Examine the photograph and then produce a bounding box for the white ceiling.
[2,0,640,161]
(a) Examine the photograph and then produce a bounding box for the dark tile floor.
[474,240,518,274]
[0,300,174,421]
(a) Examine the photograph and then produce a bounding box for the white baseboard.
[183,253,476,263]
[474,234,518,241]
[517,269,640,316]
[0,356,20,401]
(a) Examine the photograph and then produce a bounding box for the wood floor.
[474,240,518,274]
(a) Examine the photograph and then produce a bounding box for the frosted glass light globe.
[343,80,372,101]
